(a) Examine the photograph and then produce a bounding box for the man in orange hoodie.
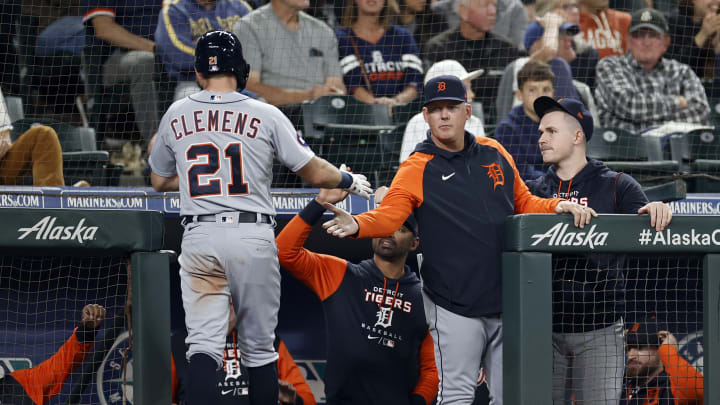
[0,304,105,405]
[623,319,704,405]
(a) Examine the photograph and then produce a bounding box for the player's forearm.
[245,79,311,106]
[92,16,154,53]
[295,157,342,188]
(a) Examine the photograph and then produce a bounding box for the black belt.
[183,212,273,224]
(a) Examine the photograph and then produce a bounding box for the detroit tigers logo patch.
[481,163,505,190]
[437,81,446,91]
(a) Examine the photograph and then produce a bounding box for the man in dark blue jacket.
[527,96,673,405]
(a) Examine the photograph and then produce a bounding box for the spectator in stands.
[578,0,631,58]
[495,61,554,180]
[400,59,485,162]
[155,0,253,101]
[0,88,64,186]
[232,0,346,124]
[392,0,449,52]
[495,17,582,122]
[337,0,423,110]
[423,0,524,124]
[532,0,600,87]
[82,0,161,146]
[171,302,316,404]
[667,0,720,80]
[493,0,530,48]
[0,304,105,405]
[623,319,704,404]
[595,8,710,131]
[526,96,673,405]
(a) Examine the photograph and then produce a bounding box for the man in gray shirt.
[233,0,346,109]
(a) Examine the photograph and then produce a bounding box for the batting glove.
[339,164,373,200]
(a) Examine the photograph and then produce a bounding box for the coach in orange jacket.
[322,75,594,404]
[623,320,703,405]
[0,304,105,405]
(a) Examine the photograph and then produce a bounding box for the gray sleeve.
[271,110,315,172]
[233,17,262,73]
[324,29,342,78]
[148,114,177,177]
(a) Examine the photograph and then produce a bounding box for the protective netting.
[1,0,719,190]
[0,255,129,405]
[551,253,704,404]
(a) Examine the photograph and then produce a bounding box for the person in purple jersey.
[336,0,424,111]
[148,30,372,405]
[155,0,253,101]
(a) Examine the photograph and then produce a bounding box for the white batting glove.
[340,164,373,200]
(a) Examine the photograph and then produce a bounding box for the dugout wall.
[502,214,720,405]
[0,208,168,405]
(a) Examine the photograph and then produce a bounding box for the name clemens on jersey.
[364,287,413,313]
[170,109,262,141]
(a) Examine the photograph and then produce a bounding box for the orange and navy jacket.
[0,326,97,405]
[276,199,439,405]
[353,131,561,318]
[171,332,316,405]
[622,345,704,405]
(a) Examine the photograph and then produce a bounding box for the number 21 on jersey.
[186,143,249,197]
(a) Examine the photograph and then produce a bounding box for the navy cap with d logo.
[534,96,595,141]
[423,75,467,106]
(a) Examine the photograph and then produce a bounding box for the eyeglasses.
[630,30,664,39]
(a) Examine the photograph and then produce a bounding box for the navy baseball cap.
[423,75,467,106]
[534,96,594,141]
[524,21,580,51]
[626,318,663,348]
[630,8,669,34]
[403,213,419,237]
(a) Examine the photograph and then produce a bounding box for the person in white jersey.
[148,30,372,405]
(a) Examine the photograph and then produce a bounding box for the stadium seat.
[301,95,394,139]
[669,128,720,192]
[5,96,24,122]
[587,128,680,184]
[10,117,122,186]
[391,99,423,126]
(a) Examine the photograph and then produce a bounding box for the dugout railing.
[502,214,720,405]
[0,208,169,405]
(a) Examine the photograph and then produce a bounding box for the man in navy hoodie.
[527,96,673,405]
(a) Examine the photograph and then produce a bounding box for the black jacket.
[527,158,649,332]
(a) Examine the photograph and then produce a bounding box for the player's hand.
[638,201,672,232]
[322,202,359,238]
[0,138,11,160]
[340,164,373,199]
[278,380,297,404]
[316,187,349,205]
[374,186,390,207]
[81,304,106,329]
[555,201,597,228]
[658,330,678,348]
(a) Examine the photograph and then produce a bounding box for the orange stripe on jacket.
[277,214,348,300]
[10,329,94,405]
[658,344,704,405]
[475,136,561,213]
[413,330,439,405]
[277,340,317,405]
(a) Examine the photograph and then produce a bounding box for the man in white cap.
[399,59,484,162]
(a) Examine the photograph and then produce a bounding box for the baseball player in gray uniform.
[148,30,372,405]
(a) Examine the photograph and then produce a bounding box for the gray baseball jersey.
[149,90,314,216]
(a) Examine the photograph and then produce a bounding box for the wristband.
[338,171,353,189]
[299,199,327,226]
